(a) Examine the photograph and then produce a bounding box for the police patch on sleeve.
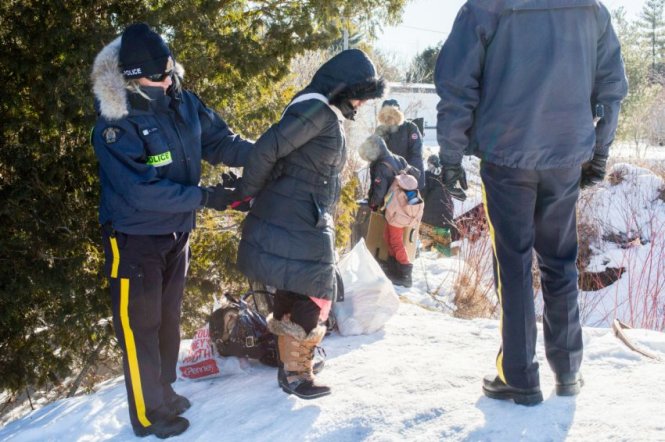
[102,126,124,144]
[411,133,419,140]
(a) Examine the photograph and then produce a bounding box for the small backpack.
[209,292,278,367]
[382,167,424,228]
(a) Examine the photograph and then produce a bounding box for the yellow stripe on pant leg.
[481,180,507,384]
[120,278,151,427]
[110,237,120,279]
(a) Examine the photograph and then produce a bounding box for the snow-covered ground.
[3,145,665,441]
[1,299,664,441]
[577,162,665,330]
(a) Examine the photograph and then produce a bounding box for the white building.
[347,81,440,150]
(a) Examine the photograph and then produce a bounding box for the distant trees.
[0,0,406,396]
[614,7,665,145]
[405,42,442,83]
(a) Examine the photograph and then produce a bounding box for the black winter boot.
[380,256,399,280]
[133,416,190,439]
[555,372,584,396]
[482,375,543,406]
[391,262,413,288]
[163,384,191,415]
[277,365,331,399]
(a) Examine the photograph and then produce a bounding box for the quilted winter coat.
[236,49,385,300]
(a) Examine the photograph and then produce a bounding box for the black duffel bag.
[209,292,278,367]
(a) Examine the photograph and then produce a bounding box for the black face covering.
[336,100,357,121]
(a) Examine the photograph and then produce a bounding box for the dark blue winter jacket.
[91,38,252,235]
[379,121,425,189]
[435,0,628,169]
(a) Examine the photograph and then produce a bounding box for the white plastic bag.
[334,239,400,336]
[176,325,248,381]
[177,326,221,380]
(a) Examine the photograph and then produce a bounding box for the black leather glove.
[201,184,235,211]
[221,171,241,189]
[441,163,468,201]
[580,152,608,189]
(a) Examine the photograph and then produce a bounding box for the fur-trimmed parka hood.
[305,49,385,104]
[358,134,390,163]
[377,105,405,127]
[91,37,185,120]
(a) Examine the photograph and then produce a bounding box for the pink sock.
[309,297,332,322]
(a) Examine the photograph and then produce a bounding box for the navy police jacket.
[435,0,628,169]
[91,38,252,235]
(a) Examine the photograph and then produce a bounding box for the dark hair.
[382,99,400,109]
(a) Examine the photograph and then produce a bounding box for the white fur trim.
[378,106,405,127]
[91,37,185,121]
[91,37,128,121]
[358,135,385,162]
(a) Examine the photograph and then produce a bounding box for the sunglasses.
[145,70,173,82]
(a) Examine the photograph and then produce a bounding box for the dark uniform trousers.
[480,161,584,389]
[102,228,190,429]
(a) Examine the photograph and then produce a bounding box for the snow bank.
[1,303,664,441]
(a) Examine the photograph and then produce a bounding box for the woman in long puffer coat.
[236,49,385,399]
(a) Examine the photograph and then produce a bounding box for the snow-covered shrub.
[577,163,665,331]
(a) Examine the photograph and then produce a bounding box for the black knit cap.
[382,99,400,109]
[119,23,171,79]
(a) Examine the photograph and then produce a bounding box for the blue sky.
[375,0,647,65]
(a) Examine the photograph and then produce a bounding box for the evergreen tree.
[614,7,663,143]
[405,42,442,83]
[639,0,665,79]
[0,0,405,395]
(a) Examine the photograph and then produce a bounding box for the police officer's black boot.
[555,372,584,396]
[163,384,191,415]
[482,375,543,406]
[133,408,190,439]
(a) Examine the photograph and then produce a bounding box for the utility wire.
[394,24,449,35]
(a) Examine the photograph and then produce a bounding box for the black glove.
[441,163,468,201]
[221,171,241,189]
[580,153,608,189]
[201,184,235,211]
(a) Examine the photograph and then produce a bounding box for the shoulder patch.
[411,132,419,140]
[102,126,124,144]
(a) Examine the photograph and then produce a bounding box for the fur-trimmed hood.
[377,105,405,127]
[358,134,390,163]
[91,37,185,120]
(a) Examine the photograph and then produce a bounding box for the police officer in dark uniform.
[375,99,425,189]
[435,1,627,405]
[91,23,252,437]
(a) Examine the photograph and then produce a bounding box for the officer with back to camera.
[435,1,627,405]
